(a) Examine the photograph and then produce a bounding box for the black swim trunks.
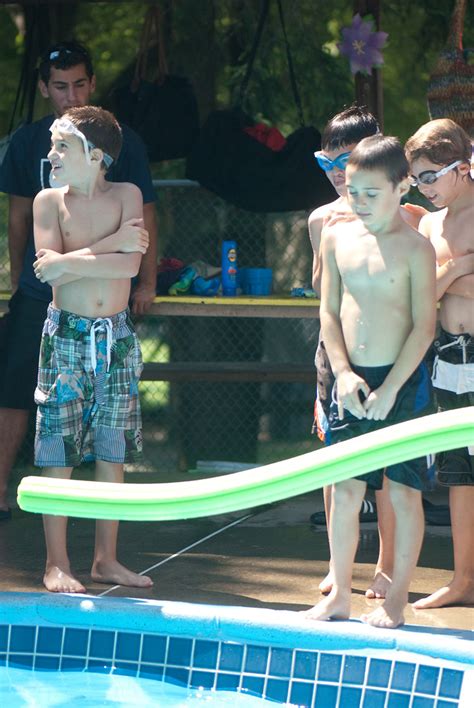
[328,362,435,491]
[431,329,474,487]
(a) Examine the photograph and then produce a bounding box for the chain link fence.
[0,182,322,475]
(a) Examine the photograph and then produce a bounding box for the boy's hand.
[336,371,370,420]
[115,218,149,253]
[33,249,65,283]
[364,384,397,421]
[401,202,428,228]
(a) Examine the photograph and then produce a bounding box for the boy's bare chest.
[336,235,408,288]
[430,214,473,263]
[59,197,122,251]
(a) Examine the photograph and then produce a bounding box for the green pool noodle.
[17,407,474,521]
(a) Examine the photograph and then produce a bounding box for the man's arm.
[320,231,369,419]
[364,238,437,421]
[130,200,158,315]
[8,195,33,293]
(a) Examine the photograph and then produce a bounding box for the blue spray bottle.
[221,240,238,296]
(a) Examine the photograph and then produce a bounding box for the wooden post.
[353,0,384,129]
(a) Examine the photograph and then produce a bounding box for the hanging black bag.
[185,0,336,212]
[111,5,199,162]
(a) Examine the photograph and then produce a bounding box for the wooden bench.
[0,292,318,383]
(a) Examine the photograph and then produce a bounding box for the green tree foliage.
[0,0,472,147]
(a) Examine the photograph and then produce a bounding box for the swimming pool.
[0,592,472,707]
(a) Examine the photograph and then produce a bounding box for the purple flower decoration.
[338,14,388,76]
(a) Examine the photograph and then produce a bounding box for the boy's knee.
[388,480,421,508]
[333,480,365,508]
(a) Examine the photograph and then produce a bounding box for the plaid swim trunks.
[34,305,143,467]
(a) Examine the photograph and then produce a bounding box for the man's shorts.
[34,305,143,468]
[0,291,48,409]
[328,362,435,491]
[432,329,474,487]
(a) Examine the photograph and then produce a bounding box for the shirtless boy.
[406,118,474,610]
[33,105,152,593]
[309,106,424,600]
[305,135,436,628]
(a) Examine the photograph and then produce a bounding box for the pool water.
[0,667,280,707]
[0,593,472,708]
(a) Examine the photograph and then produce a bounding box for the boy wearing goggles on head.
[32,105,153,595]
[309,106,426,603]
[405,118,474,610]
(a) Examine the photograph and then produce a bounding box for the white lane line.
[97,512,254,597]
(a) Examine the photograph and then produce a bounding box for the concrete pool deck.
[0,468,473,634]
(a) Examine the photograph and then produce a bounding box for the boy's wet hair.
[348,135,409,187]
[321,105,380,151]
[405,118,472,167]
[64,106,122,169]
[39,41,94,84]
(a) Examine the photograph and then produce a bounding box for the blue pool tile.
[241,675,264,696]
[0,653,6,667]
[343,655,367,685]
[437,702,461,708]
[289,681,314,708]
[219,643,243,672]
[61,657,86,671]
[63,628,89,656]
[439,668,463,699]
[216,672,240,691]
[34,655,60,671]
[340,686,362,708]
[265,678,289,703]
[269,647,292,678]
[168,637,192,667]
[244,645,269,675]
[89,630,115,659]
[139,663,164,680]
[193,639,219,669]
[368,658,392,688]
[0,626,8,652]
[411,697,434,708]
[10,625,36,653]
[314,683,338,708]
[115,632,141,662]
[293,650,318,680]
[318,652,342,682]
[37,627,63,655]
[391,662,416,692]
[190,669,214,689]
[415,665,439,695]
[387,693,410,708]
[87,659,113,673]
[165,665,190,686]
[8,654,34,669]
[362,689,386,708]
[141,634,166,664]
[113,662,138,677]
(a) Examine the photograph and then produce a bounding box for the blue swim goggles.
[314,150,352,172]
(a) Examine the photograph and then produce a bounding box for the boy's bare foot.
[91,560,153,588]
[319,570,334,595]
[301,590,351,621]
[413,581,474,610]
[360,601,405,629]
[43,565,86,593]
[365,571,392,599]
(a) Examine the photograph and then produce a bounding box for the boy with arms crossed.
[406,119,474,609]
[306,135,436,628]
[33,106,152,593]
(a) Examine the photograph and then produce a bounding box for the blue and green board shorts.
[34,305,143,467]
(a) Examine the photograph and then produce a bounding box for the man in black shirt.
[0,41,158,518]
